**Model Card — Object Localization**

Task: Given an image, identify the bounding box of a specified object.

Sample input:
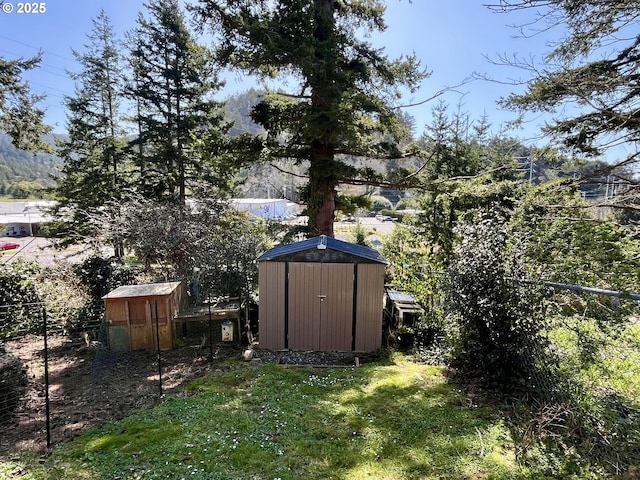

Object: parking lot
[0,236,88,266]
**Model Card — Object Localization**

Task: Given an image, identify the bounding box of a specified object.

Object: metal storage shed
[257,235,388,352]
[102,281,187,351]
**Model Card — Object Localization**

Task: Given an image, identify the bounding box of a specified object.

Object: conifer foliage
[127,0,230,204]
[0,54,51,151]
[52,10,129,247]
[190,0,428,236]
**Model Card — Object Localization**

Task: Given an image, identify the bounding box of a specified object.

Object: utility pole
[529,156,534,185]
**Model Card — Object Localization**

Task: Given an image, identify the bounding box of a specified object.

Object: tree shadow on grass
[37,359,527,480]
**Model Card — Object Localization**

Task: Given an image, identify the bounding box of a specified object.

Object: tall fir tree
[50,10,129,250]
[0,54,51,151]
[190,0,427,236]
[127,0,230,204]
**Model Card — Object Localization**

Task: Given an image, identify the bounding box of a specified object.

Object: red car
[0,241,20,251]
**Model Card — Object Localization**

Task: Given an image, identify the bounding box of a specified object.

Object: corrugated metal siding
[258,262,286,349]
[355,264,385,351]
[320,264,354,351]
[288,263,322,350]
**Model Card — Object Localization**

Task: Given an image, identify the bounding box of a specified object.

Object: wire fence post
[42,307,51,450]
[154,300,163,398]
[207,300,213,362]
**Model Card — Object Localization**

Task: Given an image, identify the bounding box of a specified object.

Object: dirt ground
[0,334,236,459]
[0,334,373,460]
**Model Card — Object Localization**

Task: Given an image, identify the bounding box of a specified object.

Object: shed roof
[257,235,388,264]
[102,281,182,300]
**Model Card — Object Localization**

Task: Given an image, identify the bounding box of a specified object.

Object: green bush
[443,216,555,399]
[371,195,393,212]
[0,346,27,421]
[0,261,42,338]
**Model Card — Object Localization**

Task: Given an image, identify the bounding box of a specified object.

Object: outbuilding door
[288,262,354,351]
[128,298,173,350]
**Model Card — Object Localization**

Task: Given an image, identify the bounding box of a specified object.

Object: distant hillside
[0,132,63,197]
[224,88,265,137]
[0,90,264,199]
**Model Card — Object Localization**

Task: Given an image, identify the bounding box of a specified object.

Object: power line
[0,34,77,64]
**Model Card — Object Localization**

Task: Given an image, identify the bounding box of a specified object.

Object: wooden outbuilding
[102,281,187,351]
[257,235,388,352]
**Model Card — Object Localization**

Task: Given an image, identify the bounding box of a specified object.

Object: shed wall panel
[288,263,322,350]
[128,297,175,350]
[257,241,386,352]
[355,264,385,351]
[170,283,187,318]
[129,300,147,326]
[320,264,354,351]
[258,262,286,349]
[153,298,173,350]
[105,300,128,326]
[104,282,184,351]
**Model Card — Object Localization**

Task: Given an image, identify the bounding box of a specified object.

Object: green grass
[3,354,593,479]
[549,320,640,397]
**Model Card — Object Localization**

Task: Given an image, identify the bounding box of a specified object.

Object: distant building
[0,201,54,237]
[231,198,300,220]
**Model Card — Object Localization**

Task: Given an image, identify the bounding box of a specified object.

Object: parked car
[4,226,28,237]
[0,241,20,251]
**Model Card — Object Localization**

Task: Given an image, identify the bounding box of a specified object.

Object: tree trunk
[306,0,337,237]
[308,159,336,237]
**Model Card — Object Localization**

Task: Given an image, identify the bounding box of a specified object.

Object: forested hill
[224,88,265,137]
[0,90,264,198]
[0,131,63,197]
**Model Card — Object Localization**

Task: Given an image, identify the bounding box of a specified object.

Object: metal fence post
[42,307,51,450]
[154,300,163,398]
[208,300,213,362]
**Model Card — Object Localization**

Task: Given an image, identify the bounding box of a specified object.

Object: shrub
[443,216,556,399]
[0,261,42,338]
[371,195,393,212]
[0,346,27,421]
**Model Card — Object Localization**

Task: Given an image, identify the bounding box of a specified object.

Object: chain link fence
[0,302,235,457]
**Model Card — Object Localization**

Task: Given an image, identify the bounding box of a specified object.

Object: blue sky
[0,1,559,141]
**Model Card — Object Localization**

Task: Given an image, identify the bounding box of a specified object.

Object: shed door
[128,300,153,350]
[128,299,173,350]
[288,263,354,351]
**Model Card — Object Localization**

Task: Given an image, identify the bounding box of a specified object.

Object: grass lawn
[0,354,600,480]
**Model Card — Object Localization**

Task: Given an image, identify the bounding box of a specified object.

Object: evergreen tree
[0,54,51,151]
[50,11,129,251]
[496,1,640,182]
[415,104,523,262]
[127,0,231,204]
[190,0,427,236]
